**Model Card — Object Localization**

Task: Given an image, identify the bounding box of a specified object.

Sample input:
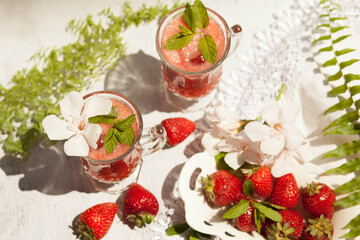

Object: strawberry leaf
[222,199,249,219]
[243,179,255,196]
[166,223,189,236]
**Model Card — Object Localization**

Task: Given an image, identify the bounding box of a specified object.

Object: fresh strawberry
[303,215,334,240]
[201,169,246,207]
[301,182,336,219]
[270,173,300,208]
[161,117,196,146]
[243,165,273,200]
[234,201,257,232]
[264,209,304,240]
[123,183,159,228]
[76,202,118,240]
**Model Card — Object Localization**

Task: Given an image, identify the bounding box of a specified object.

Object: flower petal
[215,105,239,121]
[224,152,242,170]
[260,100,280,126]
[83,123,103,149]
[270,151,299,178]
[42,115,75,140]
[283,124,304,150]
[244,121,271,142]
[279,102,300,124]
[260,134,285,156]
[201,132,220,156]
[60,91,84,122]
[82,94,112,118]
[64,134,89,156]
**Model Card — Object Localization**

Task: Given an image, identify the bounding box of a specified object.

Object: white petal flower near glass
[202,101,311,178]
[42,91,112,157]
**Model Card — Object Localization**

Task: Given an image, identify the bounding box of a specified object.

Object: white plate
[179,152,360,240]
[178,152,262,240]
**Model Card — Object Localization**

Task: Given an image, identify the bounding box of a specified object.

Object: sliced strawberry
[161,117,196,146]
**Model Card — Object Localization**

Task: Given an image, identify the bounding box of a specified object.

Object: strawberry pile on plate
[201,165,336,240]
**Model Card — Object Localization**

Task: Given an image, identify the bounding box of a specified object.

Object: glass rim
[155,6,232,76]
[81,90,143,164]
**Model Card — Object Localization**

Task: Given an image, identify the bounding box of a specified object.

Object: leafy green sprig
[313,0,360,238]
[88,109,135,154]
[164,0,218,64]
[166,222,211,240]
[0,1,182,159]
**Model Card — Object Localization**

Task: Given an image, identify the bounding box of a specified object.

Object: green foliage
[314,0,360,237]
[0,1,182,159]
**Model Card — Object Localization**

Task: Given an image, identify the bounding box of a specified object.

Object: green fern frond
[314,0,360,237]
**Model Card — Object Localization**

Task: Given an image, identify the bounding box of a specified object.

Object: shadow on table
[104,50,177,114]
[0,141,96,195]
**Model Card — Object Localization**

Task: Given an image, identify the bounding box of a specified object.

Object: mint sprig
[163,0,218,64]
[88,113,135,154]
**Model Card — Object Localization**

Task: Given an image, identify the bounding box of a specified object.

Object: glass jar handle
[228,24,242,56]
[140,124,167,156]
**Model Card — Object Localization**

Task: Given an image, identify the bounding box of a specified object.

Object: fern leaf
[330,17,348,21]
[332,34,352,44]
[334,190,360,207]
[340,59,359,69]
[350,85,360,96]
[318,46,333,52]
[324,157,360,174]
[355,99,360,109]
[320,14,330,18]
[313,35,331,44]
[331,26,349,33]
[324,98,353,115]
[327,70,342,81]
[323,139,360,158]
[345,213,360,229]
[323,57,337,67]
[345,73,360,83]
[324,124,360,136]
[342,226,360,239]
[316,23,331,29]
[335,48,355,56]
[328,83,347,96]
[335,176,360,193]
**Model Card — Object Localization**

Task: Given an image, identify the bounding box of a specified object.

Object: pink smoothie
[160,14,226,72]
[88,98,140,161]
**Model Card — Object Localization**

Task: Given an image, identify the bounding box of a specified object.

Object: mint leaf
[183,3,196,33]
[199,34,217,64]
[166,223,189,236]
[179,25,193,35]
[114,114,135,130]
[164,33,194,50]
[193,0,209,29]
[222,199,249,219]
[115,128,134,146]
[88,115,117,124]
[253,202,282,222]
[189,229,200,240]
[104,127,119,154]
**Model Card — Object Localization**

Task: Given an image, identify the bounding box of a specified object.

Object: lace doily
[148,0,360,239]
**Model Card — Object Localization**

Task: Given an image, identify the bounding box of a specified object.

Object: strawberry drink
[156,1,235,109]
[80,91,143,183]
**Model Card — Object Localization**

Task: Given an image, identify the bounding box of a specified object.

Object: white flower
[202,105,263,170]
[244,100,304,156]
[42,91,112,157]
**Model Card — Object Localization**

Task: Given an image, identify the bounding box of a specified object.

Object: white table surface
[2,0,358,239]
